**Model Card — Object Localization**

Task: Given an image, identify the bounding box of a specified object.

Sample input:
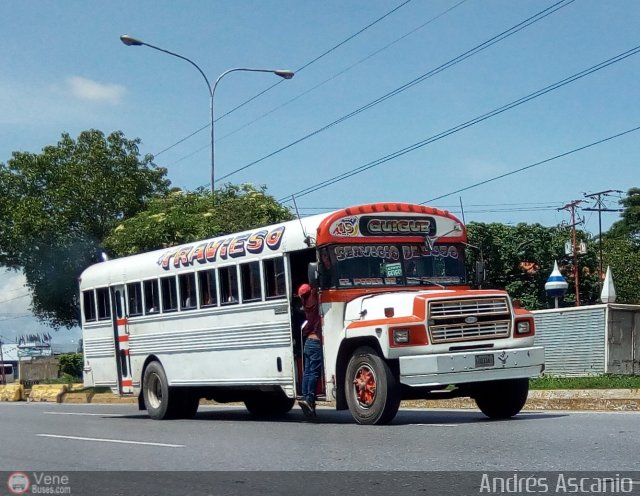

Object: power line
[0,314,32,322]
[296,201,565,214]
[279,44,640,202]
[153,0,415,159]
[220,0,575,184]
[196,0,471,151]
[424,127,640,204]
[0,293,30,305]
[166,0,470,171]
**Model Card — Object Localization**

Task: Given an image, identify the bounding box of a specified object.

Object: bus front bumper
[399,346,545,387]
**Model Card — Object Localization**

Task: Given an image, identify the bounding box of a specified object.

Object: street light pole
[119,35,294,197]
[210,67,293,195]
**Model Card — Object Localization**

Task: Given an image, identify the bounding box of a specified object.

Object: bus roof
[79,203,464,289]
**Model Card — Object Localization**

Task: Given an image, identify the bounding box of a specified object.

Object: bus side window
[127,282,143,317]
[240,261,262,303]
[144,279,160,314]
[96,287,111,320]
[179,273,197,310]
[219,266,239,305]
[161,276,178,312]
[83,290,97,322]
[264,257,286,299]
[198,269,218,307]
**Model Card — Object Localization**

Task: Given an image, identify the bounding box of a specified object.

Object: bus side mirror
[308,262,319,288]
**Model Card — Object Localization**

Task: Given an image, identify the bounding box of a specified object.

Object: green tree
[608,187,640,244]
[601,236,640,304]
[601,188,640,304]
[465,222,599,309]
[0,130,169,328]
[104,183,294,256]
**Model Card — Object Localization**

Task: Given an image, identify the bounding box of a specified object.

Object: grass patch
[530,374,640,390]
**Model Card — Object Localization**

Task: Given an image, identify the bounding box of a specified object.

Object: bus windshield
[318,243,466,289]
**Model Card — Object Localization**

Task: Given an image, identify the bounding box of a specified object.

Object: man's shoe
[298,399,314,418]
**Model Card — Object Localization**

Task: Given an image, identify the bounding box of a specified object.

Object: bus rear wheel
[345,346,400,425]
[244,391,295,417]
[143,361,181,420]
[474,378,529,419]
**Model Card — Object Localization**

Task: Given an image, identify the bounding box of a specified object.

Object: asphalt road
[1,402,638,495]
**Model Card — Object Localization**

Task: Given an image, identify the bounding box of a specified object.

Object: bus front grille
[428,297,511,344]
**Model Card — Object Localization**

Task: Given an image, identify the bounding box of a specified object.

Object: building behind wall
[532,304,640,376]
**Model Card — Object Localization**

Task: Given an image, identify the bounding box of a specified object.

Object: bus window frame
[126,281,144,317]
[263,256,287,300]
[96,287,111,321]
[240,260,262,304]
[143,278,161,315]
[219,265,240,306]
[179,272,198,311]
[82,289,97,323]
[198,268,219,308]
[160,275,179,313]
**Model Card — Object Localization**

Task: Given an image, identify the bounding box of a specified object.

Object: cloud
[66,76,126,105]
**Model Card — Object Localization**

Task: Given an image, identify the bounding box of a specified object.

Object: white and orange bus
[80,202,544,425]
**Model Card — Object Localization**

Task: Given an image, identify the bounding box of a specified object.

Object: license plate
[475,354,494,368]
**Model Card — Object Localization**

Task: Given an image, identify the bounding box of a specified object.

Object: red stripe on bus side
[116,318,128,326]
[121,379,133,387]
[118,335,129,342]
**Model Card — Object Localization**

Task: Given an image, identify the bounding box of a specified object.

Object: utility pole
[558,200,584,306]
[583,190,623,292]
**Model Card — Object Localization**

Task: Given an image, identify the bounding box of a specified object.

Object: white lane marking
[44,411,126,417]
[36,434,184,448]
[410,424,459,427]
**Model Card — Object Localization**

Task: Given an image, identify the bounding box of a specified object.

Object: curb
[73,389,640,411]
[28,384,68,403]
[401,389,640,412]
[0,384,24,402]
[2,387,638,411]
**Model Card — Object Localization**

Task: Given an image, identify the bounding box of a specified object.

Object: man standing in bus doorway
[297,283,322,418]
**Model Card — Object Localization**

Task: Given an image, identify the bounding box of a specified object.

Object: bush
[58,353,83,379]
[530,374,640,389]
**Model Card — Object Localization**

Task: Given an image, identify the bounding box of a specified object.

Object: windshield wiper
[412,278,446,289]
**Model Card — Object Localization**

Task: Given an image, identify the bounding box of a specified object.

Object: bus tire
[345,346,400,425]
[244,391,295,417]
[143,361,177,420]
[474,378,529,419]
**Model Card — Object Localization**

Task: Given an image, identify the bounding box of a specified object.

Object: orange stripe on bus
[116,318,128,326]
[118,335,129,342]
[121,379,133,386]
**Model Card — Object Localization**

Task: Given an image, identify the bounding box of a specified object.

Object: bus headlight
[516,321,530,335]
[393,329,410,344]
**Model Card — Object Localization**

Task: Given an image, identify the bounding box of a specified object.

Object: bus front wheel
[345,346,400,425]
[473,378,529,419]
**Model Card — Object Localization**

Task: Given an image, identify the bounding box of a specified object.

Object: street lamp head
[274,70,295,80]
[120,35,144,47]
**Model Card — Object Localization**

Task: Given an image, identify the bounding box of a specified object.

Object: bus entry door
[111,285,133,394]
